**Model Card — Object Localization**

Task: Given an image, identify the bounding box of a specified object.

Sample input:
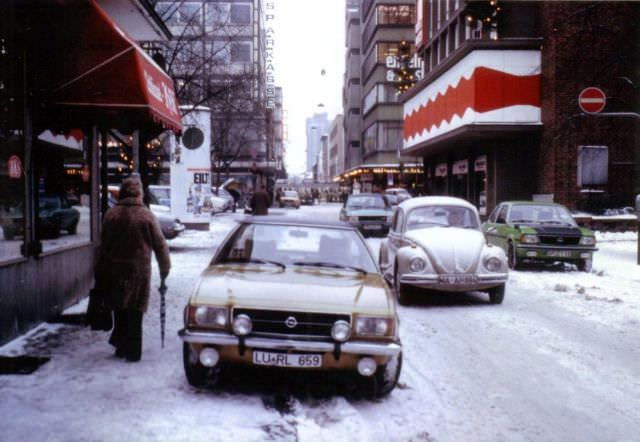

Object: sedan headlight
[232,314,252,336]
[484,256,502,272]
[409,257,426,272]
[191,306,228,328]
[354,316,393,337]
[520,234,539,244]
[331,320,351,342]
[579,236,596,246]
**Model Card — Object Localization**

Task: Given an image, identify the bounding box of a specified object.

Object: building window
[377,5,416,25]
[230,4,251,24]
[230,42,251,63]
[577,146,608,187]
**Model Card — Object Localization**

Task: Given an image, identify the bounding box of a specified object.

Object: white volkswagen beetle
[378,196,508,305]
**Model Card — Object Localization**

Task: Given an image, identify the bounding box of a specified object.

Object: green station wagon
[482,201,597,271]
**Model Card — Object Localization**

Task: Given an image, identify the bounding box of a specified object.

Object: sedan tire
[488,284,506,304]
[371,352,402,398]
[577,259,592,272]
[183,343,216,387]
[508,242,519,270]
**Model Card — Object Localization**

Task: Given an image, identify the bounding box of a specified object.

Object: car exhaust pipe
[199,348,220,367]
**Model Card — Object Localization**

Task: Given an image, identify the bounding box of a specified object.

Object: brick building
[403,1,639,215]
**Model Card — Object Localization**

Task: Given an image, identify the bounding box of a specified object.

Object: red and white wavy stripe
[403,50,542,148]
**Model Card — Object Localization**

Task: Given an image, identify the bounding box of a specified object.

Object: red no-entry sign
[578,87,606,114]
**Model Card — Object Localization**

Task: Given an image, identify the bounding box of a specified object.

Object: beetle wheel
[488,283,506,304]
[394,267,411,306]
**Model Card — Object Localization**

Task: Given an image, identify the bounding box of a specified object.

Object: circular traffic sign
[578,87,606,114]
[182,127,204,150]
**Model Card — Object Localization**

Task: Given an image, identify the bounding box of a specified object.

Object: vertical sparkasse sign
[265,1,276,108]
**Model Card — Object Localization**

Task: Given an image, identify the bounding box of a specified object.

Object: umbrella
[159,278,168,348]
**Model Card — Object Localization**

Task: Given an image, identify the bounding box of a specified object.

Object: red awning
[44,0,182,134]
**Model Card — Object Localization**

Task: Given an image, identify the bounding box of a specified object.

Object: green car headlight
[354,316,393,337]
[579,236,596,246]
[520,234,539,244]
[192,306,228,328]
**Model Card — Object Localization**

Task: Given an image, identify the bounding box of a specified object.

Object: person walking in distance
[95,177,171,362]
[250,185,272,215]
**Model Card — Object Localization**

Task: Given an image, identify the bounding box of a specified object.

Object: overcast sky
[273,0,346,175]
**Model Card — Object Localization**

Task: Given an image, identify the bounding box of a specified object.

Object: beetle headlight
[354,316,393,337]
[520,234,539,244]
[484,256,502,272]
[409,257,426,272]
[579,236,596,246]
[331,320,351,342]
[192,306,228,328]
[232,314,252,336]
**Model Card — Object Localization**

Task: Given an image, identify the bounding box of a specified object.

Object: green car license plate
[546,250,572,258]
[252,351,322,368]
[363,224,382,230]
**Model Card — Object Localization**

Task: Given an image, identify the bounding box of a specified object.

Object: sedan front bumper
[178,329,402,357]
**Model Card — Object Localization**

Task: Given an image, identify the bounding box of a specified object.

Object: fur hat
[119,177,143,199]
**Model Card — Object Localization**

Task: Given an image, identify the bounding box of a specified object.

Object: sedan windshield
[284,191,298,198]
[346,195,387,210]
[406,205,480,230]
[215,223,377,273]
[508,204,577,226]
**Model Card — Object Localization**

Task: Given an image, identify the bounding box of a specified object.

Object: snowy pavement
[1,204,639,442]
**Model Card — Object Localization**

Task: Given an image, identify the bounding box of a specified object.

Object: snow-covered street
[1,203,639,442]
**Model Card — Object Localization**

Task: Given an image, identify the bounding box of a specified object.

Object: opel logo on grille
[285,316,298,328]
[557,237,564,243]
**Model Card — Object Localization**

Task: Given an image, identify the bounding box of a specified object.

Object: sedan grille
[233,309,350,338]
[358,216,386,222]
[539,236,580,245]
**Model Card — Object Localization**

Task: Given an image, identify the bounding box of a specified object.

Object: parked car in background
[339,193,393,236]
[300,190,314,205]
[482,201,598,271]
[148,185,171,208]
[107,185,184,240]
[212,186,235,212]
[280,190,301,209]
[201,193,229,214]
[1,194,80,240]
[379,196,508,305]
[385,188,412,204]
[178,216,402,397]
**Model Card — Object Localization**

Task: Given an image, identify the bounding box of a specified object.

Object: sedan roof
[242,215,356,230]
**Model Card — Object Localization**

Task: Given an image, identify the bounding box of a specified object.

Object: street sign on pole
[578,87,606,114]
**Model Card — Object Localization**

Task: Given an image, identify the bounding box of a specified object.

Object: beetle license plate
[252,351,322,368]
[439,274,476,284]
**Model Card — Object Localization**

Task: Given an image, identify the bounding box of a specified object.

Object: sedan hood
[405,227,485,274]
[193,265,393,316]
[346,209,390,217]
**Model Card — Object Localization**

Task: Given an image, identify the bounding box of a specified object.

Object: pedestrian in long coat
[250,185,271,215]
[95,177,171,362]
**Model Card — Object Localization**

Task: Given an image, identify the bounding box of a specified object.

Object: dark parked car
[339,193,393,236]
[0,194,80,240]
[482,201,597,271]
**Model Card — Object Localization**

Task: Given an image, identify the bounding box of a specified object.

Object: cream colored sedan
[179,216,402,397]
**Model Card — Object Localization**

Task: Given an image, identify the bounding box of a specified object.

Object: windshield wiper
[224,258,286,269]
[293,261,367,274]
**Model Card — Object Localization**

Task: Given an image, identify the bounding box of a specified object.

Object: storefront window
[34,131,92,253]
[0,24,26,263]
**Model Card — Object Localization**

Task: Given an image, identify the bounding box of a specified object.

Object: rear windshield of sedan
[508,204,576,226]
[215,223,378,273]
[284,191,298,198]
[406,205,479,230]
[346,195,387,210]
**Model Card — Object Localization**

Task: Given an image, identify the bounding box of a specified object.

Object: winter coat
[250,189,271,215]
[95,196,171,313]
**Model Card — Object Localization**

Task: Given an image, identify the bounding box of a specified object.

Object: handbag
[86,286,113,331]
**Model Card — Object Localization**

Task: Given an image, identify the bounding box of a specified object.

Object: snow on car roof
[399,196,477,212]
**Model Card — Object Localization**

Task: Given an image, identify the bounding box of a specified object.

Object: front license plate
[439,274,476,284]
[363,224,382,230]
[252,351,322,368]
[547,250,572,258]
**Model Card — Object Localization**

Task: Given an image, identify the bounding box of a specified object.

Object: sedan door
[483,204,510,251]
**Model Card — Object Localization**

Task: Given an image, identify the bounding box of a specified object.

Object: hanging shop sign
[361,173,373,181]
[8,155,23,179]
[265,1,276,108]
[435,163,448,177]
[452,160,469,175]
[474,156,487,172]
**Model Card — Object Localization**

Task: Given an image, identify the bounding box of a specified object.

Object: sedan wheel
[368,352,402,398]
[508,242,519,270]
[488,283,506,304]
[577,259,592,272]
[182,343,217,387]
